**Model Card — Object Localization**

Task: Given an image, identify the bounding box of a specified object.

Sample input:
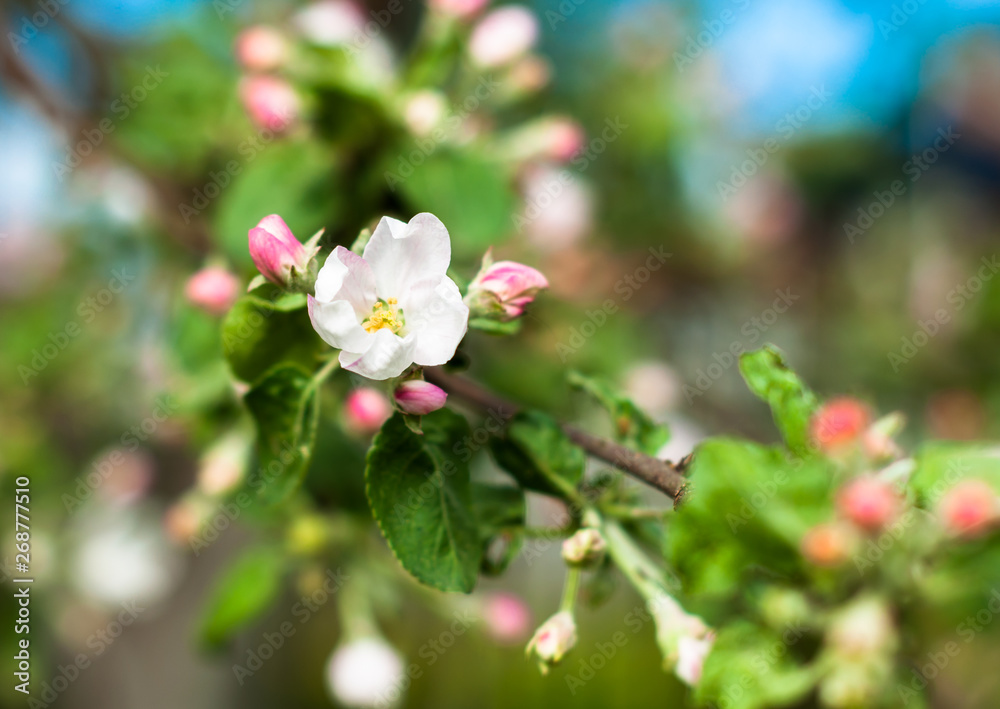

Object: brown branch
[424,367,689,502]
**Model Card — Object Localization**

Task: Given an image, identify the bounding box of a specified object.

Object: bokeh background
[4,0,1000,706]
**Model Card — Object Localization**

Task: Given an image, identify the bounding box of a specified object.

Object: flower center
[363,297,405,334]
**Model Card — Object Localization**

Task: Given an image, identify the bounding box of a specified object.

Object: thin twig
[424,367,689,501]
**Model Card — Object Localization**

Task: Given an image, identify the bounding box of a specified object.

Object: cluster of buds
[248,214,323,291]
[561,528,606,567]
[525,610,577,674]
[234,24,299,132]
[465,249,549,323]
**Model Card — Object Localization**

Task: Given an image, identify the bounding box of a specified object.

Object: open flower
[309,213,469,380]
[249,214,320,287]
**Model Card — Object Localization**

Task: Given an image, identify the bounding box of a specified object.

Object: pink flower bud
[235,26,288,71]
[248,214,317,287]
[837,478,899,531]
[543,117,585,162]
[469,6,539,68]
[393,381,447,415]
[811,398,870,452]
[483,592,532,644]
[467,254,549,321]
[345,387,392,434]
[938,480,999,537]
[561,528,606,566]
[185,267,240,315]
[429,0,489,20]
[526,610,576,673]
[675,632,714,686]
[239,76,300,132]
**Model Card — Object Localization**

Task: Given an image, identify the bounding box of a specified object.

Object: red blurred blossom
[235,26,288,72]
[938,480,999,538]
[811,398,871,452]
[239,76,300,132]
[344,387,392,435]
[801,523,856,566]
[483,592,532,644]
[837,478,899,531]
[185,267,240,315]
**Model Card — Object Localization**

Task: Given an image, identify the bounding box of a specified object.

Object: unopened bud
[561,528,606,567]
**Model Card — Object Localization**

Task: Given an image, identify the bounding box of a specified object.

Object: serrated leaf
[739,346,818,455]
[366,410,482,593]
[199,547,285,650]
[222,294,322,384]
[244,364,320,504]
[489,410,585,495]
[568,370,669,455]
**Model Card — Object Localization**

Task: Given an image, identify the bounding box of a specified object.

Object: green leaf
[489,411,585,495]
[468,317,523,336]
[222,294,323,384]
[366,410,483,593]
[666,438,834,599]
[695,621,818,709]
[214,141,341,267]
[396,151,517,256]
[739,346,818,455]
[199,547,285,650]
[244,364,321,504]
[568,370,669,455]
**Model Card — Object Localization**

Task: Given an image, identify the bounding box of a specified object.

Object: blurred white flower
[675,632,714,686]
[403,91,448,137]
[469,6,539,68]
[72,503,182,608]
[326,637,406,707]
[518,165,593,251]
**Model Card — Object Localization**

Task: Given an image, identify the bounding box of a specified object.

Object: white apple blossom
[325,637,405,707]
[308,213,469,380]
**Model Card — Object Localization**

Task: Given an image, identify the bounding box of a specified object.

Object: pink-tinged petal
[404,276,469,366]
[339,330,417,380]
[308,295,372,353]
[249,227,293,284]
[256,214,299,248]
[324,246,378,318]
[185,267,240,315]
[393,380,447,415]
[364,213,452,297]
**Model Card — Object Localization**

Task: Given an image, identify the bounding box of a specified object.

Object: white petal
[308,296,372,353]
[403,276,469,366]
[314,247,377,311]
[364,213,451,297]
[339,329,416,380]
